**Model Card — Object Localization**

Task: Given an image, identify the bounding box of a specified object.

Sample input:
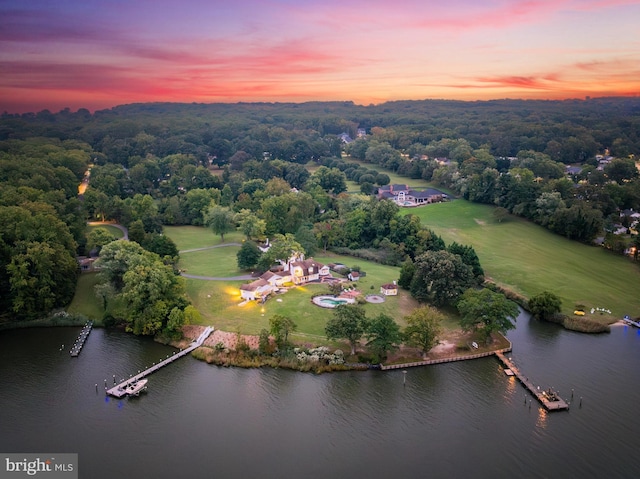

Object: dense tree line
[1,97,639,326]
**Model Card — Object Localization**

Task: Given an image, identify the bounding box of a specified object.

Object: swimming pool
[312,295,356,308]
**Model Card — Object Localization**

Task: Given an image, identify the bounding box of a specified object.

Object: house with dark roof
[380,283,398,296]
[377,184,445,206]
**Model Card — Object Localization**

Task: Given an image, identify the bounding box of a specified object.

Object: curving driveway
[88,221,129,240]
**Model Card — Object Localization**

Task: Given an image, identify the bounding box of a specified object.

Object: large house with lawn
[377,184,446,206]
[240,255,330,302]
[284,256,330,285]
[239,278,274,302]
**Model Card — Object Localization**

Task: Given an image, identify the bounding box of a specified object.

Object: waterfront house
[285,257,329,284]
[240,278,274,301]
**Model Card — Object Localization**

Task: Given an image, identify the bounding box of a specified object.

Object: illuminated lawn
[404,200,640,319]
[161,224,422,342]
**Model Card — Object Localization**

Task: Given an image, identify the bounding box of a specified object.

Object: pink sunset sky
[1,0,639,113]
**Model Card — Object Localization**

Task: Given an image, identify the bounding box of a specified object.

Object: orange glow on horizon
[1,1,638,114]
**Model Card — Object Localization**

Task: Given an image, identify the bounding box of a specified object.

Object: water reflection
[2,318,640,478]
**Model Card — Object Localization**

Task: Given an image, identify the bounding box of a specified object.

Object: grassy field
[404,200,640,319]
[163,226,244,251]
[67,272,104,321]
[162,224,420,341]
[179,246,243,277]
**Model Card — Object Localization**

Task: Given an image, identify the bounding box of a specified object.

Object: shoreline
[168,325,513,372]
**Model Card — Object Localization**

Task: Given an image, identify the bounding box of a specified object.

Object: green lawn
[163,226,244,251]
[404,200,640,318]
[176,244,419,342]
[67,272,104,321]
[179,245,242,277]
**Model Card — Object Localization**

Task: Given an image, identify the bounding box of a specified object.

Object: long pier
[70,321,93,357]
[106,326,214,398]
[380,347,512,370]
[495,352,569,411]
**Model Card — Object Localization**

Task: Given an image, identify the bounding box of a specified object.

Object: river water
[1,313,639,479]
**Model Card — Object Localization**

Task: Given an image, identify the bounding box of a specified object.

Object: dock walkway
[622,317,640,328]
[379,346,513,370]
[495,352,569,411]
[70,321,93,357]
[106,326,214,398]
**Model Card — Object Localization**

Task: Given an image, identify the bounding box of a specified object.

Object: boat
[124,379,148,396]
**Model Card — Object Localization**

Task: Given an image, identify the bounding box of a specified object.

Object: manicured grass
[181,248,419,342]
[67,272,104,321]
[178,245,243,277]
[163,226,244,251]
[86,224,124,239]
[404,200,640,319]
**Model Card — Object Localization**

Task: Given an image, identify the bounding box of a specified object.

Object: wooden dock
[379,346,513,370]
[495,352,569,411]
[106,326,214,398]
[70,321,93,357]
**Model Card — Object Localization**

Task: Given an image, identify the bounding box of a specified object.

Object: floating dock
[495,352,569,411]
[70,321,93,357]
[106,326,213,398]
[622,317,640,328]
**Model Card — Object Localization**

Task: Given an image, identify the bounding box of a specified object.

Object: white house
[283,254,330,285]
[347,271,360,281]
[240,278,274,301]
[260,270,289,287]
[380,283,398,296]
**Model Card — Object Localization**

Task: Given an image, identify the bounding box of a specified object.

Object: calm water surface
[1,313,639,479]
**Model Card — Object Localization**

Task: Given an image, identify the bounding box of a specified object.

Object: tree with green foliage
[258,328,275,354]
[325,304,366,356]
[309,166,347,194]
[528,291,562,321]
[142,233,179,261]
[127,219,146,244]
[403,306,444,359]
[294,223,317,256]
[235,209,266,240]
[96,240,189,335]
[398,257,416,289]
[237,241,262,270]
[86,227,117,256]
[447,242,484,281]
[205,204,236,242]
[269,314,297,349]
[457,288,519,343]
[410,250,475,306]
[363,313,402,362]
[8,241,78,320]
[257,233,304,271]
